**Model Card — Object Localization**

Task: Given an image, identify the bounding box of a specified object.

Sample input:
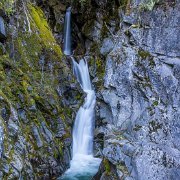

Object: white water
[60,58,101,179]
[63,7,72,56]
[72,58,95,156]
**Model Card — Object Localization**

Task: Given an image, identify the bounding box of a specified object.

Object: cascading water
[72,58,95,156]
[60,58,101,180]
[63,7,72,56]
[60,7,101,180]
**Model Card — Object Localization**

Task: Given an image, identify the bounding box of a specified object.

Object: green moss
[82,20,94,37]
[0,0,15,15]
[119,0,128,7]
[75,0,91,9]
[64,107,73,118]
[117,162,129,175]
[54,138,64,156]
[96,58,105,77]
[138,49,155,68]
[138,50,151,59]
[103,159,111,175]
[28,4,62,57]
[153,101,158,106]
[89,56,105,90]
[149,57,155,67]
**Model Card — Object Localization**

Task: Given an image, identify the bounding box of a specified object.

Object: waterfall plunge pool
[59,154,101,180]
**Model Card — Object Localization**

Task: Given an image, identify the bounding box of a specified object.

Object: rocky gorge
[0,0,180,179]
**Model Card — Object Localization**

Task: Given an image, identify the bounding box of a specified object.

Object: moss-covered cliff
[0,0,81,179]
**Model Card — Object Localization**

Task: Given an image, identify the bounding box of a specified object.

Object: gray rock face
[100,38,114,56]
[95,1,180,180]
[129,8,180,57]
[32,126,43,148]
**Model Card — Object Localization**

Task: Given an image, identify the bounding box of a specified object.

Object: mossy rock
[103,158,111,175]
[28,3,62,57]
[0,1,81,178]
[138,49,151,59]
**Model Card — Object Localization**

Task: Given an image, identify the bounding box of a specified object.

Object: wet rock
[122,143,136,157]
[122,12,138,25]
[10,153,23,174]
[29,104,37,112]
[99,102,113,124]
[1,0,179,179]
[0,42,5,55]
[103,143,123,165]
[8,119,19,136]
[129,5,180,57]
[0,1,79,179]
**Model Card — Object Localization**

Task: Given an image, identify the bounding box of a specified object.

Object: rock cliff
[92,1,180,179]
[0,0,179,179]
[0,0,82,178]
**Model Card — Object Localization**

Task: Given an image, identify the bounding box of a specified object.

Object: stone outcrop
[93,0,180,179]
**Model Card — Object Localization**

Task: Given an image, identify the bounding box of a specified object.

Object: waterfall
[59,57,101,179]
[63,7,72,56]
[60,7,101,180]
[72,57,96,157]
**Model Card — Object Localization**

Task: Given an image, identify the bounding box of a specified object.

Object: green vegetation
[28,4,62,56]
[117,162,129,176]
[0,0,15,15]
[138,49,155,68]
[71,0,91,9]
[103,158,111,175]
[133,125,142,131]
[138,49,151,59]
[153,101,158,106]
[88,55,105,90]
